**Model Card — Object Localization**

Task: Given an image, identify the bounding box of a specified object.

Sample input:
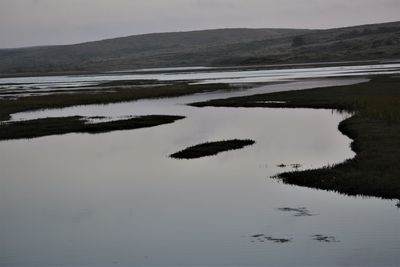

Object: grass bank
[191,76,400,199]
[170,139,255,159]
[0,115,184,141]
[0,82,231,122]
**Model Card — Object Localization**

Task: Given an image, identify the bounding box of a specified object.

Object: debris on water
[312,234,340,243]
[276,163,302,169]
[250,234,292,243]
[291,163,302,170]
[396,201,400,208]
[277,207,317,216]
[251,234,264,238]
[264,236,293,243]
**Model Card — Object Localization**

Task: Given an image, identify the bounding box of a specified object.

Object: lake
[0,65,400,266]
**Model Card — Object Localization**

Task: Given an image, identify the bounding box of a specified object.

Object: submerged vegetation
[250,234,293,244]
[312,235,340,243]
[276,207,316,217]
[0,115,184,141]
[170,139,255,159]
[191,76,400,199]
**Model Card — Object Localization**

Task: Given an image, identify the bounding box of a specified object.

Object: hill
[0,21,399,74]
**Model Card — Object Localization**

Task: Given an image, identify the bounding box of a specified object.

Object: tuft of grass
[170,139,255,159]
[0,115,184,141]
[191,75,400,199]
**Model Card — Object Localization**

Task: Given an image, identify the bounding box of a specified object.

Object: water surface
[1,63,400,93]
[1,78,399,266]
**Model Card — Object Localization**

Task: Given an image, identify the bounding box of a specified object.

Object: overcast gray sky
[1,0,400,48]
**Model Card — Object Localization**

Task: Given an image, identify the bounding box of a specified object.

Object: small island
[170,139,255,159]
[0,115,184,141]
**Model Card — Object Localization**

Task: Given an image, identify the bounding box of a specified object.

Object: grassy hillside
[222,21,400,65]
[0,21,399,74]
[0,28,308,74]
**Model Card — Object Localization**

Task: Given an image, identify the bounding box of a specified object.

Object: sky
[1,0,400,48]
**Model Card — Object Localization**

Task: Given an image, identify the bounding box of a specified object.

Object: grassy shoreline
[170,139,255,159]
[0,82,232,140]
[0,82,231,122]
[191,76,400,199]
[0,115,185,141]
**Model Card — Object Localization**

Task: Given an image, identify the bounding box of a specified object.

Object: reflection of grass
[170,139,255,159]
[0,115,184,141]
[312,234,339,243]
[276,207,316,217]
[250,234,292,243]
[0,82,231,121]
[191,76,400,199]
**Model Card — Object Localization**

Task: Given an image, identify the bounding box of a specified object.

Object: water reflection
[0,79,399,266]
[11,78,364,121]
[1,63,400,92]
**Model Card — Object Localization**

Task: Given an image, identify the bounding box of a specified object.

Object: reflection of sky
[11,78,365,121]
[1,63,400,91]
[1,79,400,266]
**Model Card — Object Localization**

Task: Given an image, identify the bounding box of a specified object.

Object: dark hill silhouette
[0,21,399,74]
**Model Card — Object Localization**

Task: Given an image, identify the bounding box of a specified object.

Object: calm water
[11,79,364,121]
[1,63,400,92]
[1,77,400,266]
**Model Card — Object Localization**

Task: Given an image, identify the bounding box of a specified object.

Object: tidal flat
[1,65,400,266]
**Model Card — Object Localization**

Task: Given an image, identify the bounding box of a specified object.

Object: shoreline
[0,59,395,79]
[0,83,232,122]
[191,75,400,199]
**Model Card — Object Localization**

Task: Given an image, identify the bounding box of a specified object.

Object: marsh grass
[0,82,231,121]
[312,235,340,243]
[276,207,316,217]
[250,234,292,243]
[0,115,184,141]
[191,76,400,199]
[170,139,255,159]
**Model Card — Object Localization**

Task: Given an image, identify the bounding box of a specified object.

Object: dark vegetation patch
[250,234,292,244]
[277,163,304,169]
[95,79,170,87]
[0,115,184,141]
[191,76,400,199]
[291,163,302,170]
[312,234,340,243]
[170,139,255,159]
[1,21,400,74]
[277,207,317,217]
[0,82,231,122]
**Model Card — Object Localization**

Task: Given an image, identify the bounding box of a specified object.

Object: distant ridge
[0,21,399,75]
